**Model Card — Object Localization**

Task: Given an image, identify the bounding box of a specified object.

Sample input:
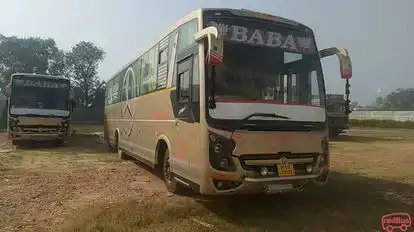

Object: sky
[0,0,413,105]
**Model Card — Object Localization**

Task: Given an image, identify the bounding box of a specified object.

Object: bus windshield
[10,78,70,111]
[214,46,323,105]
[205,17,326,123]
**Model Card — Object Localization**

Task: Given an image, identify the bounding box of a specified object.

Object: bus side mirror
[194,26,223,110]
[4,85,11,98]
[194,26,218,42]
[319,47,353,115]
[194,26,224,66]
[319,47,352,79]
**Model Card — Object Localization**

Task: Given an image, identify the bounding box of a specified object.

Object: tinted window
[178,71,190,100]
[177,19,198,53]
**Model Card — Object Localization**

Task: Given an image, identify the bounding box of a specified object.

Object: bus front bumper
[9,132,68,141]
[203,173,328,195]
[202,156,329,195]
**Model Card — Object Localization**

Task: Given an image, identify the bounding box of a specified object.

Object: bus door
[173,52,202,183]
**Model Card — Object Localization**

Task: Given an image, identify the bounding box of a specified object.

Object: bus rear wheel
[115,133,127,160]
[162,149,181,194]
[107,134,117,153]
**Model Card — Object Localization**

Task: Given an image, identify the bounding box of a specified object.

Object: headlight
[9,118,19,130]
[213,142,224,153]
[208,131,236,171]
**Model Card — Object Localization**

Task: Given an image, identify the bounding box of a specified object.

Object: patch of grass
[350,119,414,129]
[97,156,125,163]
[62,198,211,232]
[0,166,13,172]
[339,127,414,142]
[62,128,414,232]
[62,172,414,232]
[72,124,103,134]
[0,153,23,173]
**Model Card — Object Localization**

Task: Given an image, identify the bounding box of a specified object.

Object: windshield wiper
[241,112,290,121]
[237,113,290,130]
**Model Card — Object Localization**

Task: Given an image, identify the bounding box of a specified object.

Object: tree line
[0,34,105,108]
[373,88,414,111]
[350,88,414,111]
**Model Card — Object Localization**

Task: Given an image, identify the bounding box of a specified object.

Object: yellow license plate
[277,164,295,177]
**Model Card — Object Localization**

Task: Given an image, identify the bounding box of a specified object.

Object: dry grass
[1,128,413,232]
[71,124,103,134]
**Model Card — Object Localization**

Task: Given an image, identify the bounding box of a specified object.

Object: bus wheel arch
[155,136,181,194]
[114,129,126,159]
[155,136,171,171]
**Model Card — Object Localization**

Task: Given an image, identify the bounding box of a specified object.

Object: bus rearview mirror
[194,26,218,42]
[319,47,352,79]
[194,26,224,66]
[4,85,11,98]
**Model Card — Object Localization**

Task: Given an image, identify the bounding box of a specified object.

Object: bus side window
[175,56,194,120]
[310,70,320,105]
[178,71,190,101]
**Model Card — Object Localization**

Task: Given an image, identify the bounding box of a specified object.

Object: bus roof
[202,8,311,30]
[105,9,202,82]
[11,73,69,81]
[106,8,313,82]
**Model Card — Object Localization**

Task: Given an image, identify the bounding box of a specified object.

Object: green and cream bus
[104,8,353,195]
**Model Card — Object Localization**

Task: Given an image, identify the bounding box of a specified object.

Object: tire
[107,136,117,153]
[115,133,127,160]
[162,149,181,194]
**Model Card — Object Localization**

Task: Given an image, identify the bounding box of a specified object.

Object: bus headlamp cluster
[208,132,236,171]
[213,142,223,153]
[61,121,69,132]
[9,118,19,131]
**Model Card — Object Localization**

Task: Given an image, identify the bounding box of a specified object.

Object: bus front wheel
[162,149,182,194]
[115,133,126,159]
[107,134,117,153]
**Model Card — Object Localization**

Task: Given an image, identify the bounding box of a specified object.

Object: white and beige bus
[5,73,74,146]
[104,8,353,195]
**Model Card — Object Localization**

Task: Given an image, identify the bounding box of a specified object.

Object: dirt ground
[0,127,413,232]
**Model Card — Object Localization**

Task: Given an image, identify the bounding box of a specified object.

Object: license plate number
[277,164,295,177]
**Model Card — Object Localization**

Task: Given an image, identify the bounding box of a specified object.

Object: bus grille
[20,125,61,133]
[238,153,319,176]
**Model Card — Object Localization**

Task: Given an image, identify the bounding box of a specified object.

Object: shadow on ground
[14,134,109,154]
[195,172,414,231]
